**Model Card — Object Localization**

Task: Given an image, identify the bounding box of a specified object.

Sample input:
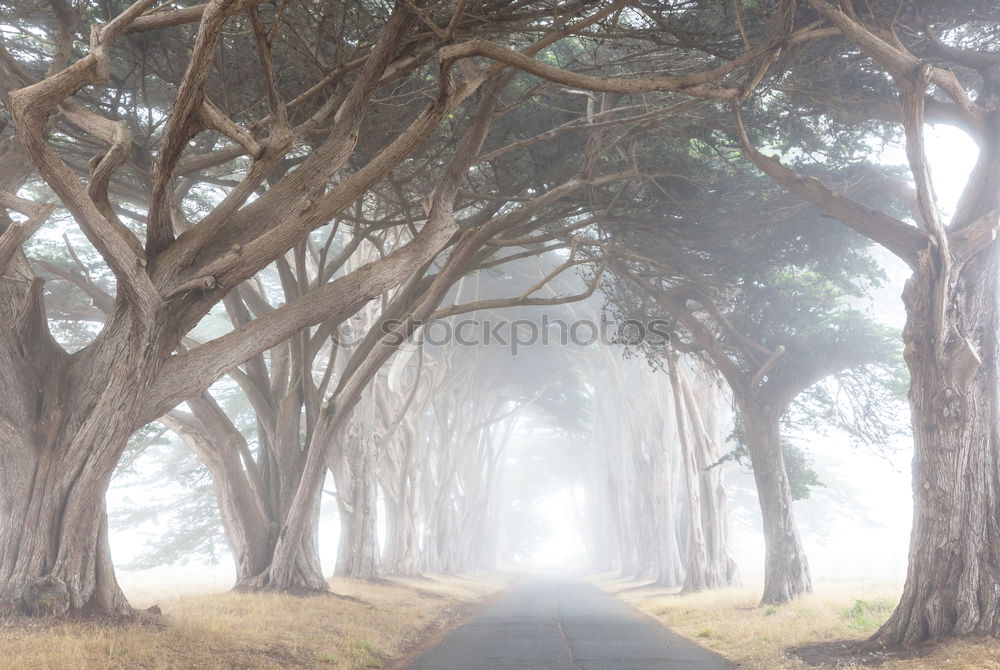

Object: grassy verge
[593,575,1000,669]
[0,573,506,670]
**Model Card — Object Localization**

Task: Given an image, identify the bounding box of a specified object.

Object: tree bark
[382,492,419,576]
[740,401,811,605]
[683,370,739,588]
[871,241,1000,645]
[0,269,165,616]
[0,138,128,616]
[163,398,328,592]
[0,458,130,617]
[0,353,144,616]
[380,418,423,576]
[668,354,711,593]
[332,438,381,579]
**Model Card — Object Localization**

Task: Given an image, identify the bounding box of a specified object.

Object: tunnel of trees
[0,0,998,652]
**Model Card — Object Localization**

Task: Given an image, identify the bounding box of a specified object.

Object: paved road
[403,577,733,670]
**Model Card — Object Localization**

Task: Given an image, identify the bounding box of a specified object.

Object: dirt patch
[232,583,375,608]
[788,639,935,667]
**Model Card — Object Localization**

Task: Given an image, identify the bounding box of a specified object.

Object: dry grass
[0,573,506,670]
[593,574,1000,669]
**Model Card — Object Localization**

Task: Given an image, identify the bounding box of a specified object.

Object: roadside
[592,574,1000,669]
[0,573,508,670]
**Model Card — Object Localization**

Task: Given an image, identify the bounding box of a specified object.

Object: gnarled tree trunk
[329,349,382,579]
[684,369,739,588]
[0,302,157,616]
[669,353,711,593]
[164,390,329,593]
[740,402,811,605]
[380,419,423,576]
[872,241,1000,645]
[0,449,130,616]
[333,451,381,579]
[0,148,131,616]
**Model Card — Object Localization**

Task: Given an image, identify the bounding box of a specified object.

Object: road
[403,577,733,670]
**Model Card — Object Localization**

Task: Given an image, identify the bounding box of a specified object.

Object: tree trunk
[380,417,422,577]
[605,470,639,577]
[207,448,274,584]
[871,239,1000,645]
[236,381,331,593]
[582,446,618,572]
[332,396,381,578]
[0,283,155,616]
[334,470,381,579]
[0,414,133,617]
[652,446,685,587]
[239,471,330,594]
[222,463,327,593]
[381,442,421,576]
[669,356,711,593]
[740,403,811,605]
[382,492,419,576]
[164,396,329,593]
[684,372,740,587]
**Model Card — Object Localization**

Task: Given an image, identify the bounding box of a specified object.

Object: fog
[100,124,979,599]
[11,4,1000,668]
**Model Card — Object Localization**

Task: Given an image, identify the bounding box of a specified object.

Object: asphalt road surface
[403,577,733,670]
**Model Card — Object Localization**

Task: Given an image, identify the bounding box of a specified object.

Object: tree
[666,350,741,593]
[438,11,912,602]
[0,0,647,615]
[594,116,903,603]
[720,0,1000,643]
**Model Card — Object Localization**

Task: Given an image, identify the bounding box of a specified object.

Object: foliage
[111,437,228,568]
[841,598,897,632]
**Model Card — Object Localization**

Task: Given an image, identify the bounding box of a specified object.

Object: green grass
[841,598,896,631]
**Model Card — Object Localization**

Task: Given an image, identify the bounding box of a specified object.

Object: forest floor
[594,574,1000,669]
[0,572,507,670]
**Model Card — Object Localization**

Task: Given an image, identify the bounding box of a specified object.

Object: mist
[5,2,1000,668]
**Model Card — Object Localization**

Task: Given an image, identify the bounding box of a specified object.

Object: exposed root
[0,604,164,628]
[231,579,372,607]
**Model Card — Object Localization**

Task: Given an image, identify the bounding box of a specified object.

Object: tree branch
[0,193,55,272]
[732,106,928,266]
[146,0,258,256]
[437,39,767,100]
[804,0,988,135]
[430,260,605,321]
[8,0,160,309]
[144,73,501,420]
